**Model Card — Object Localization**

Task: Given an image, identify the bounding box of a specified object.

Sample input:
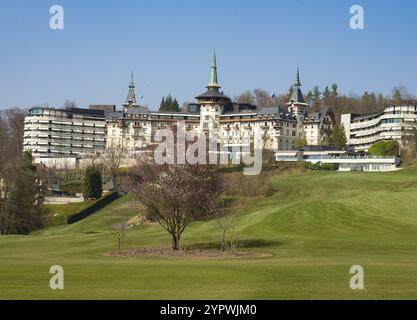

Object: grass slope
[2,168,417,299]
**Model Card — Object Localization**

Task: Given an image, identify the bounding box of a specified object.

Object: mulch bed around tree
[105,248,271,259]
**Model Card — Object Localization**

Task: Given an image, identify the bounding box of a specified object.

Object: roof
[125,107,150,115]
[29,106,106,118]
[290,87,305,104]
[258,106,296,120]
[288,68,306,104]
[195,89,231,101]
[125,71,137,105]
[305,106,334,122]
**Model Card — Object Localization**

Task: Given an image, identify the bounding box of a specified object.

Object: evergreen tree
[331,83,338,97]
[392,88,402,103]
[312,86,321,101]
[305,90,313,105]
[1,152,43,234]
[83,165,103,200]
[322,86,331,105]
[329,124,347,149]
[159,94,180,112]
[287,86,294,101]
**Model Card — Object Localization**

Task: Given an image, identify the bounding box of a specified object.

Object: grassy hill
[2,168,417,299]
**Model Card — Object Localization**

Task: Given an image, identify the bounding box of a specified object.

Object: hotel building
[23,106,112,158]
[341,102,417,152]
[105,53,336,154]
[23,52,337,161]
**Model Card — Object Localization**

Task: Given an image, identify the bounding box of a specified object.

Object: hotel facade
[105,54,335,155]
[341,103,417,152]
[23,53,336,161]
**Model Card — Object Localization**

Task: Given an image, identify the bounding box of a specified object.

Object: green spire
[129,70,135,89]
[207,50,221,89]
[294,67,301,87]
[125,70,137,105]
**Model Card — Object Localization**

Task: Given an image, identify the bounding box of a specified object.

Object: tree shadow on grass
[188,239,284,250]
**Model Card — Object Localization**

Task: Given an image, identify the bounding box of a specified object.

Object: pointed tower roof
[294,67,301,87]
[125,71,137,105]
[289,67,306,104]
[196,50,230,103]
[206,50,221,90]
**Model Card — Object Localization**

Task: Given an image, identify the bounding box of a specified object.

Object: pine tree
[329,124,347,149]
[331,83,338,97]
[159,95,180,112]
[83,165,103,200]
[322,86,331,105]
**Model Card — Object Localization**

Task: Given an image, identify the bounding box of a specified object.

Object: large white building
[341,103,417,152]
[23,106,112,158]
[23,53,337,162]
[105,53,336,154]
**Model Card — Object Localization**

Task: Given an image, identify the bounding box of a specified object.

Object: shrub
[224,172,274,197]
[67,192,119,224]
[83,165,103,199]
[368,140,399,156]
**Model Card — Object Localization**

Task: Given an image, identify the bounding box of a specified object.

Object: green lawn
[2,168,417,299]
[43,200,96,227]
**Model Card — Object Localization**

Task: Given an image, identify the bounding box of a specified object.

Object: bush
[305,163,339,171]
[83,165,103,199]
[368,140,399,156]
[67,192,119,224]
[224,172,274,197]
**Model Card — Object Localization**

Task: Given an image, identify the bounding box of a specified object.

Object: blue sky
[0,0,416,111]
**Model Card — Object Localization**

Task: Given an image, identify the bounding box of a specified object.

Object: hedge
[67,192,119,224]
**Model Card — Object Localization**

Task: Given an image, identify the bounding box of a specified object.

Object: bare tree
[101,147,125,189]
[112,214,129,254]
[3,108,26,161]
[235,90,255,105]
[127,161,223,251]
[63,100,78,109]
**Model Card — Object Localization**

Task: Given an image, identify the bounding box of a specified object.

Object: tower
[196,50,231,133]
[287,68,308,116]
[123,71,139,114]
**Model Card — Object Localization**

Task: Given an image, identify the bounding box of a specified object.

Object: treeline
[235,85,416,123]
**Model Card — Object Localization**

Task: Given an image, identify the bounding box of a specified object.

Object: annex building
[341,102,417,152]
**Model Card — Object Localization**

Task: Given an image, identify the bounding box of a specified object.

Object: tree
[294,138,308,150]
[101,147,125,190]
[235,90,255,105]
[414,128,417,153]
[253,89,275,108]
[83,165,103,199]
[112,214,129,254]
[322,86,331,105]
[286,86,294,102]
[391,86,415,104]
[128,162,223,250]
[329,124,347,149]
[2,108,25,162]
[159,95,180,112]
[63,100,78,109]
[0,152,43,235]
[331,83,339,97]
